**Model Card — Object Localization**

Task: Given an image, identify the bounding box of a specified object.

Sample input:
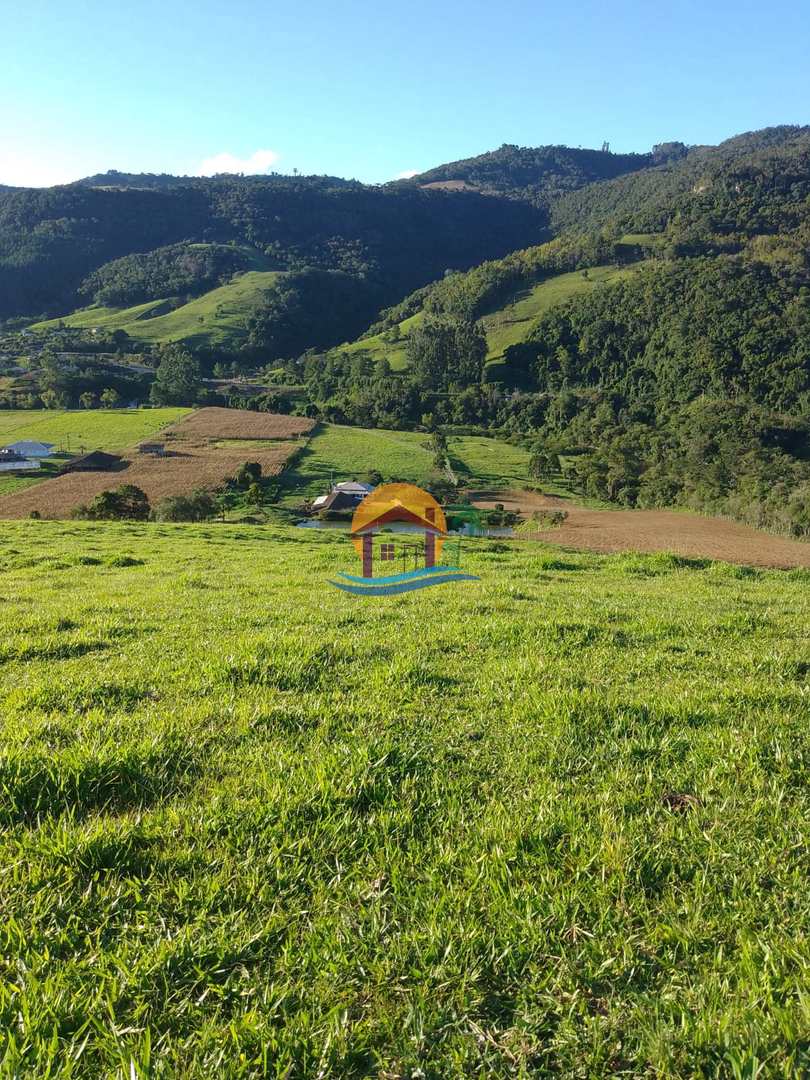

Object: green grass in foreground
[33,271,283,350]
[0,522,808,1077]
[0,407,191,452]
[283,424,537,499]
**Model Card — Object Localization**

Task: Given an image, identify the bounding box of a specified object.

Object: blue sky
[2,0,808,186]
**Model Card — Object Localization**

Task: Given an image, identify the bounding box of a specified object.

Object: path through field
[472,490,810,569]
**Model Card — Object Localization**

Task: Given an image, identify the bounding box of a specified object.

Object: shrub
[235,462,262,489]
[73,485,150,522]
[151,491,218,522]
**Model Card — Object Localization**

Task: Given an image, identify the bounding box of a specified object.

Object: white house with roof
[3,440,55,458]
[311,480,374,510]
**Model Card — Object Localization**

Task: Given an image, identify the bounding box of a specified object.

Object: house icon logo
[329,482,480,596]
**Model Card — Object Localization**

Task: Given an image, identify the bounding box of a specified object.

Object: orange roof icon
[350,483,447,558]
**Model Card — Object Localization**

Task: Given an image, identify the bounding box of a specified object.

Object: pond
[296,520,515,538]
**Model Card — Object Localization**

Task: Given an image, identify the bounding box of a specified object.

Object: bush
[235,462,262,489]
[73,485,150,521]
[151,491,218,522]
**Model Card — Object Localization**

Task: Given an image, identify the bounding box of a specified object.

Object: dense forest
[0,176,546,322]
[404,142,687,205]
[78,242,257,307]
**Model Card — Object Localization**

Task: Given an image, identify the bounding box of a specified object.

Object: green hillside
[337,261,646,368]
[283,423,535,498]
[33,272,283,350]
[2,520,809,1076]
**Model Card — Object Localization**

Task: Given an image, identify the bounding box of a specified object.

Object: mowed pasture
[0,409,316,519]
[0,521,808,1076]
[284,423,535,498]
[0,407,192,452]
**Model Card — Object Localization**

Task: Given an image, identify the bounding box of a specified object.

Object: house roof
[63,450,122,470]
[351,502,447,535]
[349,482,448,561]
[3,440,55,456]
[318,490,360,512]
[334,481,373,495]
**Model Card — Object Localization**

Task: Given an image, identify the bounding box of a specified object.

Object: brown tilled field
[0,409,315,520]
[472,490,810,570]
[164,408,314,441]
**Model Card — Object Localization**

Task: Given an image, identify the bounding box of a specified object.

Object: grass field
[0,408,191,453]
[0,520,808,1076]
[335,262,648,370]
[33,271,283,350]
[284,424,536,498]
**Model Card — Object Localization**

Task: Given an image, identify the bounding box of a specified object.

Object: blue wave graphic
[336,565,466,585]
[329,566,479,596]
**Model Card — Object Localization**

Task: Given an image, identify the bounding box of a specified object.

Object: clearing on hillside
[32,270,283,350]
[284,424,535,498]
[0,408,316,519]
[0,407,192,451]
[336,261,647,369]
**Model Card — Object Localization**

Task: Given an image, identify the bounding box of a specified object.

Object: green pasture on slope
[33,270,283,350]
[480,261,645,360]
[0,521,808,1077]
[0,407,191,452]
[334,262,647,371]
[283,423,536,498]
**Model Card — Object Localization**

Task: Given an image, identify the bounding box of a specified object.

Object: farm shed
[62,451,123,473]
[0,450,41,473]
[138,442,166,456]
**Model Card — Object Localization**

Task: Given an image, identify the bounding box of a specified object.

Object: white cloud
[394,169,419,180]
[0,150,81,188]
[196,149,281,176]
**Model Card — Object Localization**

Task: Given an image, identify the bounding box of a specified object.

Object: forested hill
[404,142,688,204]
[551,125,810,240]
[0,175,546,322]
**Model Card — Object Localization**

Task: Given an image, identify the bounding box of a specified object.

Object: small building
[0,450,41,473]
[2,440,55,458]
[314,490,362,513]
[138,442,166,456]
[61,450,122,473]
[312,480,373,510]
[333,481,373,498]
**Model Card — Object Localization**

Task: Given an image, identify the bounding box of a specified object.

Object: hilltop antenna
[601,141,610,153]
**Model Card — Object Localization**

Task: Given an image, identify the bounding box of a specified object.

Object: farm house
[2,440,54,458]
[61,451,123,473]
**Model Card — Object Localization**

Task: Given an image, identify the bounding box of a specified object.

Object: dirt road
[471,491,810,570]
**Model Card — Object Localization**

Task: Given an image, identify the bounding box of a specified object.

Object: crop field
[0,408,192,453]
[285,424,535,498]
[33,271,284,350]
[167,408,314,443]
[0,520,808,1076]
[0,409,312,519]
